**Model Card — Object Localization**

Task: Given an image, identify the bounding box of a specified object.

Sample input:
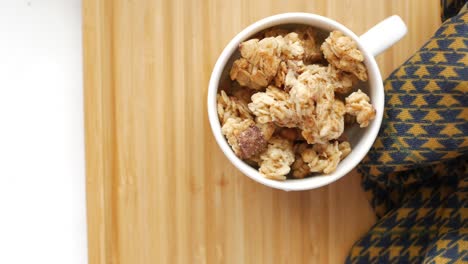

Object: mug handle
[359,15,408,57]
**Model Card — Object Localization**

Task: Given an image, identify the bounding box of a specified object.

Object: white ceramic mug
[207,13,407,191]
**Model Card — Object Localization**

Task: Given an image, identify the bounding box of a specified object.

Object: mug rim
[207,12,384,191]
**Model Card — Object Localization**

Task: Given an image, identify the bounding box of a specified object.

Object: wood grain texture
[83,1,441,263]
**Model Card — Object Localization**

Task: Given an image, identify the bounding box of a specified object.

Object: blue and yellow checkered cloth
[346,2,468,263]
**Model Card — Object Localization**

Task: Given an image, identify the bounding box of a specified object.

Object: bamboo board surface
[83,1,441,263]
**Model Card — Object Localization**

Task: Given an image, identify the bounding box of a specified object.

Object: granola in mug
[218,27,376,180]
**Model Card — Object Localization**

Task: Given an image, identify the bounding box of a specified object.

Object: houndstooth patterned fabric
[346,2,468,263]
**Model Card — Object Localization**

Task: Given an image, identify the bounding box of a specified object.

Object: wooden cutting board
[82,1,440,263]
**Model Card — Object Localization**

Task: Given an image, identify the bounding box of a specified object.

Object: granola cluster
[345,89,376,128]
[218,27,376,180]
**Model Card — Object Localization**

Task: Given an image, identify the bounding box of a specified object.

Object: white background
[0,1,88,263]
